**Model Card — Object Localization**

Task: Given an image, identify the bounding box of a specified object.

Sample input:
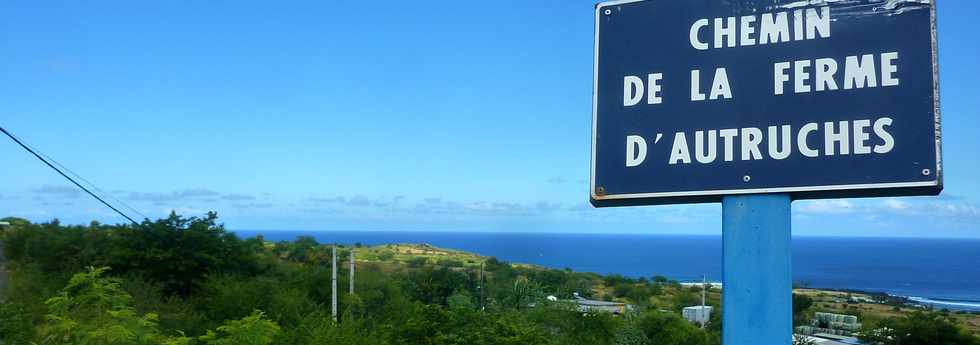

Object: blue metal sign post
[589,0,940,344]
[723,194,792,345]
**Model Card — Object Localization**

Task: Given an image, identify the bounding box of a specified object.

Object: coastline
[233,230,980,311]
[678,281,980,313]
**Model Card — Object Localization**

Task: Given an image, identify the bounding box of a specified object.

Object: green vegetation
[857,311,980,345]
[794,288,980,337]
[1,213,978,345]
[793,293,814,326]
[0,213,719,345]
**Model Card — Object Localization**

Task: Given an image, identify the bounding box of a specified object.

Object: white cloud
[34,185,82,198]
[796,199,855,215]
[883,198,909,211]
[797,197,980,221]
[221,194,256,201]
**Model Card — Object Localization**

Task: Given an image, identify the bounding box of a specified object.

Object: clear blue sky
[2,1,978,238]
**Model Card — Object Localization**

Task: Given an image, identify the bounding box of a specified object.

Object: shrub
[198,310,281,345]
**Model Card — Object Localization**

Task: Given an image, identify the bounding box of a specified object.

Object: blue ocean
[233,231,980,311]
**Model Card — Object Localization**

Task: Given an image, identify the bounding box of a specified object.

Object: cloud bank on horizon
[4,181,979,238]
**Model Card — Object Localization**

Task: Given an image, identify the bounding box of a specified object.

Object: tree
[447,291,475,310]
[404,267,471,306]
[106,211,261,295]
[198,310,281,345]
[614,325,649,345]
[37,266,176,345]
[793,293,814,326]
[507,277,543,310]
[406,257,428,268]
[280,311,384,345]
[859,311,980,345]
[521,303,618,345]
[636,310,708,345]
[0,216,31,228]
[671,288,700,311]
[286,236,320,263]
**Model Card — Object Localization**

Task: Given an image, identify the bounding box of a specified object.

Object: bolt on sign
[590,0,941,207]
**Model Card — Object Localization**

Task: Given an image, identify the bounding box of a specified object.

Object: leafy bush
[198,310,281,345]
[37,266,175,345]
[636,311,708,345]
[406,257,428,268]
[436,259,464,268]
[859,311,980,345]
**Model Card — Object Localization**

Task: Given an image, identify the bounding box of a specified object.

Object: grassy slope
[349,243,980,335]
[796,289,980,334]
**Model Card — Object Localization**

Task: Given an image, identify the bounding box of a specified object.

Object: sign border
[589,0,942,207]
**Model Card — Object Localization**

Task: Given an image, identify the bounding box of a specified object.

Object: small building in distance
[571,293,632,315]
[797,312,862,336]
[795,334,862,345]
[682,306,713,326]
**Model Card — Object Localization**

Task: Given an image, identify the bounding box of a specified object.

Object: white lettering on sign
[690,6,830,50]
[741,127,764,161]
[695,130,718,164]
[626,135,647,167]
[669,132,692,165]
[609,4,915,172]
[824,121,850,156]
[637,117,896,167]
[691,68,733,101]
[760,12,790,44]
[623,73,664,106]
[719,129,738,162]
[874,117,895,154]
[768,125,792,160]
[798,123,820,158]
[774,53,901,95]
[624,76,643,106]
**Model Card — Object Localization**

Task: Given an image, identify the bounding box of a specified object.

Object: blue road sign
[590,0,941,207]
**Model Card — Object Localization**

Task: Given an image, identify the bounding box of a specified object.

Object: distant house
[571,293,632,314]
[849,295,875,304]
[796,334,863,345]
[682,306,713,326]
[796,312,862,336]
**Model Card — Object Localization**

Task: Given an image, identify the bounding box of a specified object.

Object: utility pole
[332,244,337,322]
[701,274,707,329]
[349,249,355,295]
[479,261,485,311]
[348,249,355,320]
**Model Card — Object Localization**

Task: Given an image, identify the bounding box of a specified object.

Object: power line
[32,146,148,220]
[6,128,148,220]
[1,126,140,225]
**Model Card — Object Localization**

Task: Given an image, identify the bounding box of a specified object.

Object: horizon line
[229,229,980,240]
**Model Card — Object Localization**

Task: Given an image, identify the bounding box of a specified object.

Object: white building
[682,305,713,326]
[571,293,632,314]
